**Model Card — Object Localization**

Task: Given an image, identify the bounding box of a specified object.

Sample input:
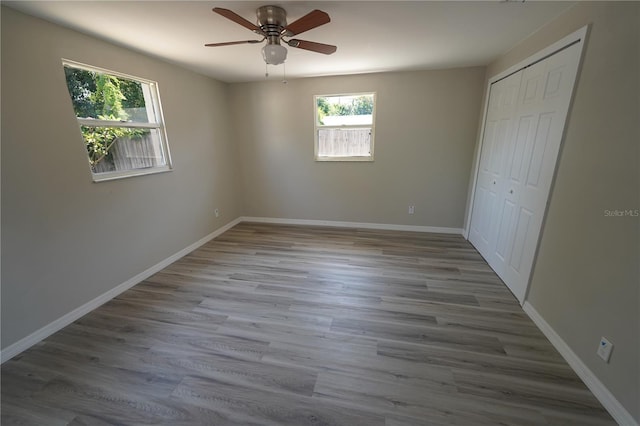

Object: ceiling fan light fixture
[262,44,288,65]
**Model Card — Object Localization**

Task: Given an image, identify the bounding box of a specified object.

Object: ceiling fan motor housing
[257,5,287,42]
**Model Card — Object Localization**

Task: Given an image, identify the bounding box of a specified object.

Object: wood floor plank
[0,393,75,426]
[452,370,612,418]
[264,339,455,396]
[313,370,551,426]
[141,344,319,397]
[173,375,385,426]
[377,339,586,387]
[331,317,508,355]
[1,222,615,425]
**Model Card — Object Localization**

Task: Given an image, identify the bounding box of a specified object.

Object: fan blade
[205,40,263,47]
[213,8,263,34]
[283,10,330,36]
[287,39,337,55]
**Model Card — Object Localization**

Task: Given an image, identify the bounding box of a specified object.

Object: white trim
[62,59,173,183]
[490,26,588,85]
[463,79,492,240]
[240,216,463,235]
[315,153,374,162]
[314,92,376,162]
[0,217,241,364]
[77,118,161,129]
[523,302,638,426]
[463,25,589,239]
[62,58,157,85]
[0,216,461,363]
[92,165,172,183]
[4,213,634,426]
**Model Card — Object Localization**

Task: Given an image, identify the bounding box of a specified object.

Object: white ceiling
[5,1,575,83]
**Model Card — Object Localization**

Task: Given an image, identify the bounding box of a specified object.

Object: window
[315,93,376,161]
[62,60,172,181]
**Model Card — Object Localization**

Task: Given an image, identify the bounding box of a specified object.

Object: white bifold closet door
[469,41,583,303]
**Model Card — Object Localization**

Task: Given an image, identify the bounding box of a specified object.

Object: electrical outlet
[214,208,220,218]
[408,205,415,215]
[597,337,613,363]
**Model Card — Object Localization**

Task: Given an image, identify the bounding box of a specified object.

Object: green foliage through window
[64,66,149,169]
[316,94,374,125]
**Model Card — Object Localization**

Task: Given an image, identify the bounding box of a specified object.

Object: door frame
[464,25,589,303]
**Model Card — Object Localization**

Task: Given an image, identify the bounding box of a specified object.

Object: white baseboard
[0,216,460,363]
[523,301,638,426]
[4,215,635,423]
[240,216,464,235]
[0,217,242,364]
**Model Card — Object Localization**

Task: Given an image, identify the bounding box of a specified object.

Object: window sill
[315,156,374,162]
[91,165,173,182]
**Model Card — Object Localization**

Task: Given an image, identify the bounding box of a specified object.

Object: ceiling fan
[205,5,337,65]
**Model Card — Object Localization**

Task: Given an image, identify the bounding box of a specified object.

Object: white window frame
[62,59,173,182]
[314,92,376,162]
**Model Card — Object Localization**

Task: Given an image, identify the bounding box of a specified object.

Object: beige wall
[1,7,241,348]
[230,68,485,228]
[484,2,639,421]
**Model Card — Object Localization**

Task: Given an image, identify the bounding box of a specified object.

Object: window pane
[317,94,374,126]
[82,127,166,174]
[317,128,371,157]
[64,66,152,123]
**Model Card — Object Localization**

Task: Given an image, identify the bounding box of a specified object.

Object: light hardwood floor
[1,222,614,425]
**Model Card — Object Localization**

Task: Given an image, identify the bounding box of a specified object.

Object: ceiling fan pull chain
[283,62,288,84]
[265,62,269,79]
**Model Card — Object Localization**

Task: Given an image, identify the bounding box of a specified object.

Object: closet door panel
[469,71,522,260]
[503,42,583,302]
[469,40,583,303]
